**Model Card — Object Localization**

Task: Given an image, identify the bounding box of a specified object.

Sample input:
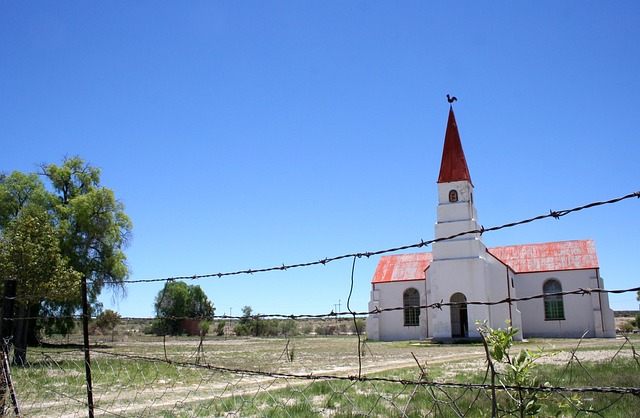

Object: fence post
[81,277,95,418]
[0,279,17,415]
[1,279,17,345]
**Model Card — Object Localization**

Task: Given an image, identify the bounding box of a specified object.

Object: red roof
[488,240,599,273]
[437,107,472,185]
[371,240,598,284]
[371,252,433,284]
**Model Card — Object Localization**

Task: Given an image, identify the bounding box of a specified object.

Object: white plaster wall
[435,221,481,241]
[514,269,615,338]
[367,289,380,341]
[367,281,427,341]
[436,205,477,227]
[427,257,494,339]
[425,252,524,340]
[484,255,523,340]
[432,237,485,260]
[437,181,474,206]
[594,278,616,338]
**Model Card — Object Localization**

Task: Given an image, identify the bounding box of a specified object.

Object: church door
[450,292,468,338]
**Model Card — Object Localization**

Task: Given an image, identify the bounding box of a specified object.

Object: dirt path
[20,335,639,417]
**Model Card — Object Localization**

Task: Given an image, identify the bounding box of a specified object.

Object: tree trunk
[1,280,17,345]
[26,304,40,347]
[12,303,28,366]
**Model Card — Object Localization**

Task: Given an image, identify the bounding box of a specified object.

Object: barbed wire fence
[1,191,639,417]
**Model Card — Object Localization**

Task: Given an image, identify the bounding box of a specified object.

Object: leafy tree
[0,157,132,364]
[42,157,132,297]
[0,204,81,363]
[234,305,257,336]
[36,158,131,343]
[279,319,299,337]
[0,198,79,301]
[95,309,122,342]
[199,320,211,337]
[233,306,292,337]
[154,281,215,335]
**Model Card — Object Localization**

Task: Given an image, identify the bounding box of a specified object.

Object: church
[366,105,616,341]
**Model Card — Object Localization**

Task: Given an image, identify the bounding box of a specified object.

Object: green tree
[0,174,77,301]
[279,319,299,337]
[0,204,81,363]
[95,309,122,342]
[0,157,132,364]
[38,157,132,340]
[234,305,256,336]
[233,306,285,337]
[43,157,131,294]
[154,281,215,335]
[0,171,78,364]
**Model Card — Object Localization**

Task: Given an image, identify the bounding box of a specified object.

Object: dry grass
[9,331,639,417]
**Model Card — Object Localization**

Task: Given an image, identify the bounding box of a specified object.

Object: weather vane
[446,94,457,104]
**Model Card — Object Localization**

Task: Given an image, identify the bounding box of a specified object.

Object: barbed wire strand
[91,191,639,285]
[86,349,640,397]
[9,286,640,323]
[7,191,640,417]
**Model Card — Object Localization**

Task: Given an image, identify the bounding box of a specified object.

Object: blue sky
[1,2,639,318]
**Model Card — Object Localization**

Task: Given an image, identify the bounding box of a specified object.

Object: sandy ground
[13,333,640,417]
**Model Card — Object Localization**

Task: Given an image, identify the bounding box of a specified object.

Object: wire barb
[101,190,639,285]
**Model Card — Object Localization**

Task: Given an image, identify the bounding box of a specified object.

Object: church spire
[437,105,472,185]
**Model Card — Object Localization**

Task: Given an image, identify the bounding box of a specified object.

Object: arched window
[448,189,458,202]
[403,288,420,326]
[543,279,565,320]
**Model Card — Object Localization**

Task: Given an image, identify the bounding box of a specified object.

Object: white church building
[366,106,615,341]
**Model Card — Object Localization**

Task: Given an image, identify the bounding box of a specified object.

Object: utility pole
[333,300,341,325]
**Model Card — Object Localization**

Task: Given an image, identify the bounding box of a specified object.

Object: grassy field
[7,332,640,417]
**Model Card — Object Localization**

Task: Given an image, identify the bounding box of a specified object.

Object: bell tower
[433,106,484,259]
[426,104,490,339]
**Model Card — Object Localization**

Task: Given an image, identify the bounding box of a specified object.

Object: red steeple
[437,106,472,185]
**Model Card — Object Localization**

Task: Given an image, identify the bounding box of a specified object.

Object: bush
[317,324,337,336]
[142,319,169,335]
[351,318,366,334]
[618,321,634,333]
[279,319,299,337]
[301,323,314,335]
[215,321,225,336]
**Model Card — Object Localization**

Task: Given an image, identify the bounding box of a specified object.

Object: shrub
[279,319,299,337]
[618,321,634,333]
[351,318,366,334]
[215,321,225,336]
[317,324,337,336]
[142,319,169,335]
[301,323,314,335]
